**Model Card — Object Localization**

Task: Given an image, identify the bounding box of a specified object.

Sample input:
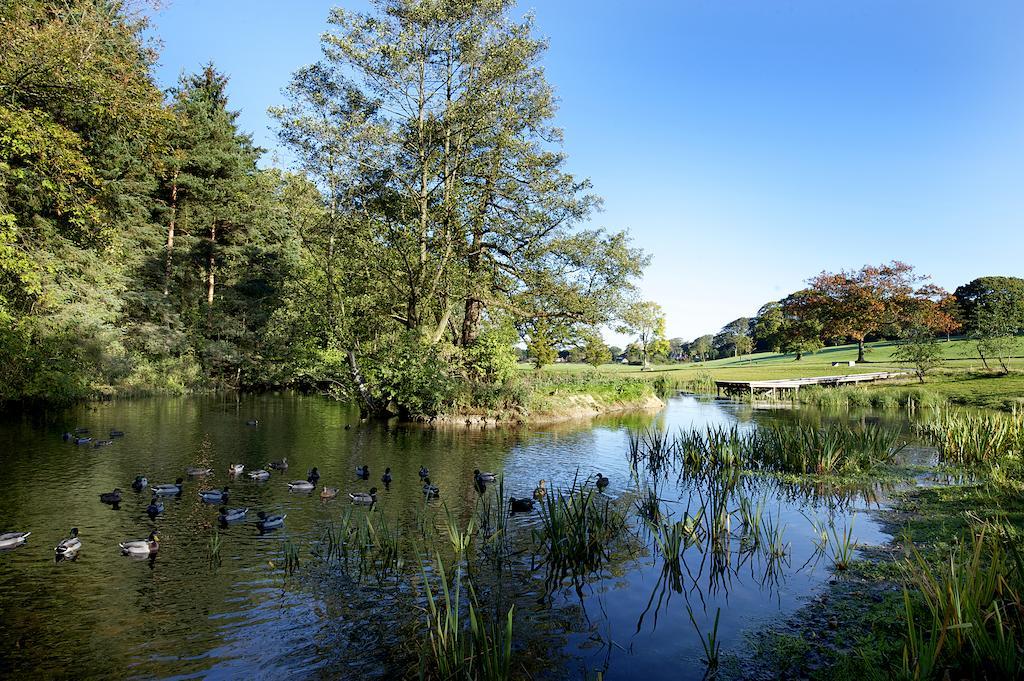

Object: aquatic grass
[208,530,222,568]
[898,521,1024,679]
[283,540,301,575]
[687,605,722,674]
[914,409,1024,466]
[533,482,629,580]
[418,554,515,681]
[828,516,857,571]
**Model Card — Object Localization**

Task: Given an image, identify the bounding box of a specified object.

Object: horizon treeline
[0,0,649,414]
[671,267,1024,366]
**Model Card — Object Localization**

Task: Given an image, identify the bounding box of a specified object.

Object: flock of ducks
[1,422,614,559]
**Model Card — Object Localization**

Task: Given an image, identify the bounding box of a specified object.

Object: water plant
[898,521,1024,679]
[828,516,857,571]
[208,530,222,568]
[915,409,1024,466]
[687,605,722,674]
[533,482,629,581]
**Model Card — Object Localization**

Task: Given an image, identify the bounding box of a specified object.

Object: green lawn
[523,337,1024,411]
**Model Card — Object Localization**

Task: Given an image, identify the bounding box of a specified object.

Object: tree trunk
[163,171,178,297]
[977,343,990,370]
[461,298,483,347]
[206,222,216,307]
[795,351,803,361]
[856,338,865,363]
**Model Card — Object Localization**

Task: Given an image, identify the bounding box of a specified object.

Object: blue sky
[147,1,1024,342]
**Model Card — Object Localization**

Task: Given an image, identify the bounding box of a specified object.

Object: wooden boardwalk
[715,371,909,398]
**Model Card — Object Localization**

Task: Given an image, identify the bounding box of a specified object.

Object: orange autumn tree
[806,262,954,363]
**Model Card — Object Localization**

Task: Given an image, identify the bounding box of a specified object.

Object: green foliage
[361,333,456,419]
[464,321,519,383]
[893,327,945,383]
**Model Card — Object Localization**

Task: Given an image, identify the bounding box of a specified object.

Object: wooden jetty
[715,371,909,399]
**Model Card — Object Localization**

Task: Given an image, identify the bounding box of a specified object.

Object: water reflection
[0,393,927,679]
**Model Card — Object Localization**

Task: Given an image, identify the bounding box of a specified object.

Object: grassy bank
[526,337,1024,411]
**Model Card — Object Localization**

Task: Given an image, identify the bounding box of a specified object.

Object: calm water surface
[0,394,922,679]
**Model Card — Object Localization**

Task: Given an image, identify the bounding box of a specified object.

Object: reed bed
[533,484,630,578]
[629,422,905,477]
[899,520,1024,679]
[914,409,1024,466]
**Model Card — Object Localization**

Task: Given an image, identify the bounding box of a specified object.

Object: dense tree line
[679,264,1023,366]
[0,0,646,414]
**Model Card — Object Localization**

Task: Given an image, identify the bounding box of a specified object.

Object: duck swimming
[533,480,547,500]
[268,458,288,471]
[55,528,82,557]
[152,478,184,496]
[381,467,392,485]
[218,506,248,523]
[99,488,123,505]
[119,531,159,556]
[320,486,339,499]
[349,487,378,505]
[0,532,31,549]
[509,497,535,513]
[248,469,271,481]
[287,479,314,491]
[355,465,369,480]
[307,467,320,485]
[227,464,245,476]
[74,437,92,445]
[109,430,125,437]
[595,473,610,491]
[246,419,259,426]
[256,511,286,532]
[186,466,213,477]
[131,475,148,491]
[146,497,164,517]
[474,469,496,483]
[418,466,429,480]
[199,487,229,503]
[422,478,440,498]
[93,439,114,448]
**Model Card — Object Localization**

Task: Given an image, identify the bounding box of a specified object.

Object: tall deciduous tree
[805,261,932,363]
[617,301,668,370]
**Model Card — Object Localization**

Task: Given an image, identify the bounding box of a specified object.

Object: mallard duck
[509,497,535,513]
[307,467,320,484]
[355,465,369,479]
[422,478,440,498]
[99,488,123,504]
[246,419,259,426]
[55,528,81,557]
[186,466,213,477]
[287,479,314,491]
[0,532,31,549]
[146,497,164,517]
[320,486,339,499]
[131,475,148,491]
[350,487,378,505]
[418,466,429,480]
[533,480,547,500]
[248,469,271,481]
[119,531,159,556]
[74,427,90,434]
[62,432,73,441]
[381,467,392,484]
[199,487,229,503]
[595,473,610,491]
[218,506,248,523]
[256,511,286,531]
[93,439,114,448]
[268,458,288,471]
[74,437,92,445]
[474,469,496,483]
[110,430,125,437]
[227,463,245,476]
[152,478,184,496]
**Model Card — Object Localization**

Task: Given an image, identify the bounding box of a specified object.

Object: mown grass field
[523,337,1024,411]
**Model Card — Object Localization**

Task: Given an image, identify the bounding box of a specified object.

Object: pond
[0,394,931,679]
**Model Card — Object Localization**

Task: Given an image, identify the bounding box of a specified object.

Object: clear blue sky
[147,0,1024,343]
